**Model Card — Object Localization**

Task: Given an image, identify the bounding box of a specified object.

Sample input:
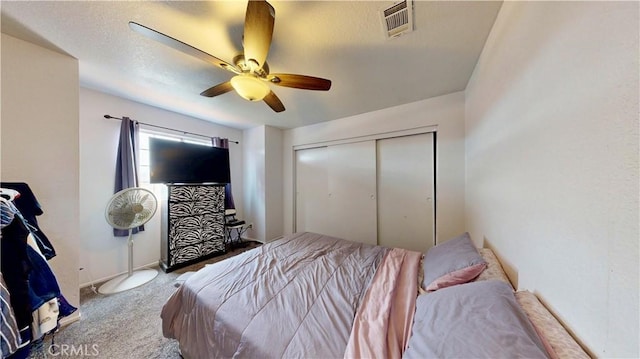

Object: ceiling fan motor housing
[129,0,331,113]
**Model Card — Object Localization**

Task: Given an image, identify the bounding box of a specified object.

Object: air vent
[380,0,413,38]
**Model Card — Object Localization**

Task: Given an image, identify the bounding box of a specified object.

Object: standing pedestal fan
[99,187,158,294]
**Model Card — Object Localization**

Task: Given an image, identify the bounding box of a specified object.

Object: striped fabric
[1,199,16,229]
[1,273,22,357]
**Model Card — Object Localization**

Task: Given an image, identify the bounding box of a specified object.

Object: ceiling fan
[129,0,331,113]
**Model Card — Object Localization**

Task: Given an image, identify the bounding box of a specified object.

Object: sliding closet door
[377,133,435,252]
[295,142,377,245]
[326,141,377,245]
[295,147,329,234]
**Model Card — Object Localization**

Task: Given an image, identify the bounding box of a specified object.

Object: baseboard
[241,236,264,244]
[80,261,159,288]
[59,310,81,327]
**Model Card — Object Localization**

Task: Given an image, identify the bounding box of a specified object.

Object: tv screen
[149,138,231,184]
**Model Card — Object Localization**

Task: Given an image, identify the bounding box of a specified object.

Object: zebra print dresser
[160,184,226,272]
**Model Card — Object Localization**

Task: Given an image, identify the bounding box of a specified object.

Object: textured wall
[240,125,284,242]
[1,34,80,319]
[465,2,639,356]
[283,91,466,244]
[242,126,266,241]
[264,126,284,241]
[79,88,243,285]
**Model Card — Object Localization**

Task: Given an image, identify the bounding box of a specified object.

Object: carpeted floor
[29,241,261,359]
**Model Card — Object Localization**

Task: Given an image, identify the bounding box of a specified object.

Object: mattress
[161,232,421,358]
[162,232,586,359]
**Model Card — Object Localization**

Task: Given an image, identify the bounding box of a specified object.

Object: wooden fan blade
[200,81,234,98]
[129,21,237,73]
[244,0,275,70]
[263,91,285,112]
[268,74,332,91]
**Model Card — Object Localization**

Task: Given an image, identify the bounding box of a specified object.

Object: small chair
[224,209,245,248]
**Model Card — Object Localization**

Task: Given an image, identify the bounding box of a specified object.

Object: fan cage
[106,188,158,230]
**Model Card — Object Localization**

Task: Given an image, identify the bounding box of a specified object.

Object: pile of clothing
[1,183,76,359]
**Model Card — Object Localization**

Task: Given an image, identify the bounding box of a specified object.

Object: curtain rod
[103,115,239,144]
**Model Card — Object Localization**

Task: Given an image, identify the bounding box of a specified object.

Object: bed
[161,231,589,358]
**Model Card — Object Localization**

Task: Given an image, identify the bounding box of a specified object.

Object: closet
[295,142,377,245]
[295,132,435,252]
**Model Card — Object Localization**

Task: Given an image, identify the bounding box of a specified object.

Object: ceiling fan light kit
[231,74,270,101]
[129,0,332,113]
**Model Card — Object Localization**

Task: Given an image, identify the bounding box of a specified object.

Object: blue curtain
[212,137,236,209]
[113,117,144,237]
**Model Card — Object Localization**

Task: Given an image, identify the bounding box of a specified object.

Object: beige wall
[283,91,466,245]
[465,2,639,357]
[79,88,243,285]
[264,126,284,241]
[1,34,80,320]
[242,125,284,242]
[242,126,266,241]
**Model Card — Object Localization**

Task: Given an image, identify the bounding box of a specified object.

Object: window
[138,129,213,185]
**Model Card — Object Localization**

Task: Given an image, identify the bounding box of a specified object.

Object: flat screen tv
[149,137,231,184]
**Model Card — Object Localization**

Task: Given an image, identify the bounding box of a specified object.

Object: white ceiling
[1,1,502,130]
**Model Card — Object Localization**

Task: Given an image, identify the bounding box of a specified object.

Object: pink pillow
[422,232,486,291]
[425,263,487,291]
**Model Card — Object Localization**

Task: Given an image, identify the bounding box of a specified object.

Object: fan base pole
[97,268,158,295]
